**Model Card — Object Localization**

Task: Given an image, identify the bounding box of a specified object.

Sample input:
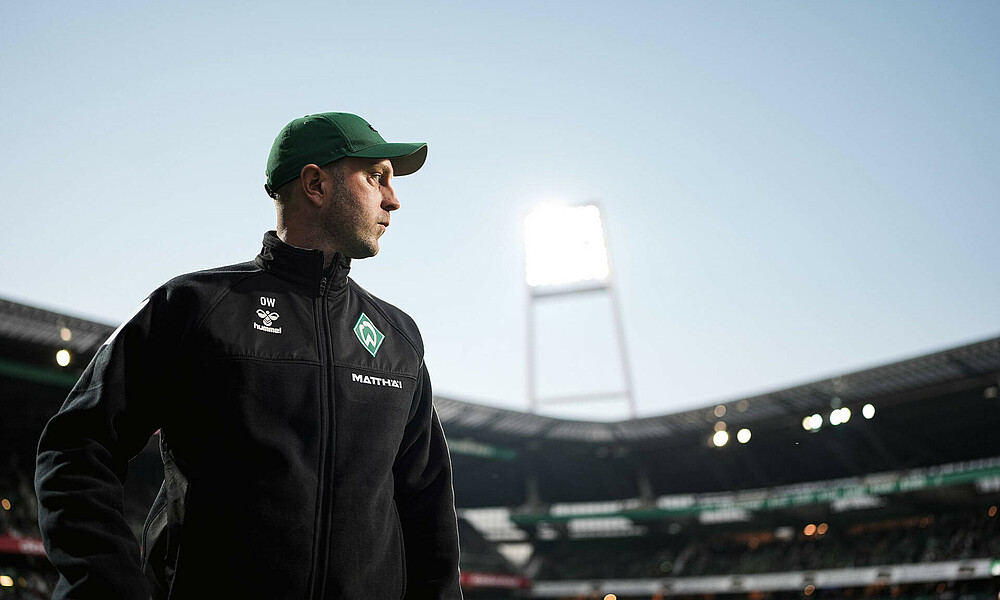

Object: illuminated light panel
[809,414,823,430]
[830,407,852,426]
[604,595,617,600]
[802,414,825,431]
[0,576,12,588]
[0,499,9,510]
[524,204,610,287]
[831,495,887,512]
[699,508,750,524]
[714,405,726,418]
[803,523,817,536]
[60,327,72,341]
[804,584,816,596]
[737,428,751,444]
[712,430,729,447]
[714,421,727,432]
[862,404,876,419]
[56,349,71,367]
[817,523,829,535]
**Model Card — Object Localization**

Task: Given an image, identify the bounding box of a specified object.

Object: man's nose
[382,182,400,211]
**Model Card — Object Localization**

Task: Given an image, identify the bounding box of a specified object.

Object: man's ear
[299,164,326,209]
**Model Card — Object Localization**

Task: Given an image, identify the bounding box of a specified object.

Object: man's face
[320,157,400,259]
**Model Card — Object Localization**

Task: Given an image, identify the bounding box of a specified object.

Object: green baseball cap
[264,112,427,195]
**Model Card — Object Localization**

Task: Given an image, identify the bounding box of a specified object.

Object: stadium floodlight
[524,204,610,289]
[737,428,752,444]
[55,349,71,368]
[862,404,876,419]
[524,201,635,419]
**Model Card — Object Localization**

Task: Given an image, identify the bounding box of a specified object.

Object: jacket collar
[255,231,352,294]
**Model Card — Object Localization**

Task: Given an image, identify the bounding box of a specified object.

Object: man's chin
[346,244,379,260]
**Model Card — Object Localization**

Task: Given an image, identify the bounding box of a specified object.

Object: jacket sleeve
[35,286,181,600]
[393,362,464,600]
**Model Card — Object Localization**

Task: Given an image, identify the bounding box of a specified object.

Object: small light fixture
[803,414,824,431]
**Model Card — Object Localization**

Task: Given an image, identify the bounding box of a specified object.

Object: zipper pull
[319,277,328,296]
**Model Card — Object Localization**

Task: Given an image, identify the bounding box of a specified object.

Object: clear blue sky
[2,1,997,421]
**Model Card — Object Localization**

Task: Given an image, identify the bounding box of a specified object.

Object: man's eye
[371,172,383,182]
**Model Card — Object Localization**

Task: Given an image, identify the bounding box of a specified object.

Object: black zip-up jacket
[35,231,463,599]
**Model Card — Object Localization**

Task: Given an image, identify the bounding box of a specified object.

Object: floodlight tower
[523,202,635,419]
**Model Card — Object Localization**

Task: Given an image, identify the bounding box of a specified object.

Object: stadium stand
[1,296,998,599]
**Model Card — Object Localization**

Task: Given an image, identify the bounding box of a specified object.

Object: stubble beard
[323,185,380,260]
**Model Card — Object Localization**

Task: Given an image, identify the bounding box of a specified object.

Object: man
[35,112,463,599]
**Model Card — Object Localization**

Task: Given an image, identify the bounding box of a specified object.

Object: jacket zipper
[310,274,335,599]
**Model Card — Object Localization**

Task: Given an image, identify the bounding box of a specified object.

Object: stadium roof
[3,295,998,446]
[0,297,112,355]
[436,335,1000,444]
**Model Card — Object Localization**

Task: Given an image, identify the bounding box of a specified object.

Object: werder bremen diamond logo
[353,312,385,357]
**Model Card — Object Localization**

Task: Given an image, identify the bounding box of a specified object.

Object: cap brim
[349,142,428,176]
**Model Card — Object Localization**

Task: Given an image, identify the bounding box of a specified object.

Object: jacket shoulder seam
[347,279,423,358]
[193,270,266,333]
